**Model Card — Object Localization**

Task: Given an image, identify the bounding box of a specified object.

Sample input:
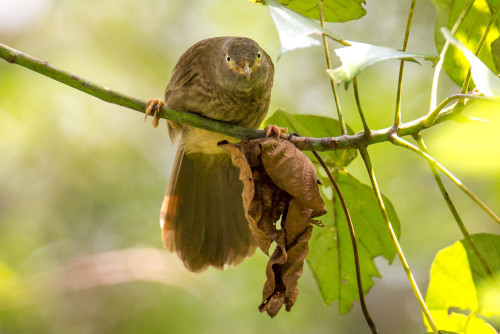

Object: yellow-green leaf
[252,0,366,22]
[425,233,500,333]
[431,0,500,86]
[442,28,500,97]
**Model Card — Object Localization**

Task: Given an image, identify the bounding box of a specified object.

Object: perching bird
[145,37,275,272]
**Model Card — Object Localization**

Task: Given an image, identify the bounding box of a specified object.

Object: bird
[145,37,275,272]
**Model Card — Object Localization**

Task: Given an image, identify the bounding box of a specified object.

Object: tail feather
[161,148,256,272]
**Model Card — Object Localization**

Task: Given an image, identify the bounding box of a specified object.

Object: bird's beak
[243,62,251,80]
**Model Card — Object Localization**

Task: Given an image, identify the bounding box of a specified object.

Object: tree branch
[0,42,480,151]
[0,42,263,140]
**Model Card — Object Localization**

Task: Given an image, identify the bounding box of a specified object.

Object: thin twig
[318,0,347,136]
[312,151,377,334]
[423,93,491,127]
[353,78,371,141]
[394,0,417,128]
[390,134,500,225]
[414,133,497,278]
[359,145,438,334]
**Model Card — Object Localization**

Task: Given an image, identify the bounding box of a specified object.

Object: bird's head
[217,37,273,89]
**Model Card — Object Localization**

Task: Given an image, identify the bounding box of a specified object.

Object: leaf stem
[312,151,377,334]
[358,146,438,334]
[460,9,500,94]
[390,134,500,225]
[394,0,417,128]
[353,78,371,141]
[413,133,497,278]
[318,0,347,136]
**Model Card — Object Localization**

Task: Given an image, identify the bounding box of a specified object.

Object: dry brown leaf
[260,138,326,217]
[219,141,274,253]
[219,137,326,317]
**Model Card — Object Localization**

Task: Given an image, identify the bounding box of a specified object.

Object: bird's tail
[160,148,256,272]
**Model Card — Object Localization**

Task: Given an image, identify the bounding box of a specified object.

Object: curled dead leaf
[219,137,326,317]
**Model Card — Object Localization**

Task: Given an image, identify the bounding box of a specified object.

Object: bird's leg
[145,98,165,128]
[263,125,288,138]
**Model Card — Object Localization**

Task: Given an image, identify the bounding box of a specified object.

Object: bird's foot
[263,125,288,138]
[145,98,165,128]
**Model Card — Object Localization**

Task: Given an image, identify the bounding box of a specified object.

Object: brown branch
[0,42,482,152]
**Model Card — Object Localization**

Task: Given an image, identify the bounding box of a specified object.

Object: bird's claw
[145,98,165,128]
[263,125,288,138]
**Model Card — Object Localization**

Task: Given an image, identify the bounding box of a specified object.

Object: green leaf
[307,170,401,314]
[491,37,500,72]
[263,109,357,168]
[431,0,500,86]
[442,28,500,97]
[264,0,339,55]
[255,0,366,22]
[278,0,366,23]
[327,42,439,84]
[425,233,500,333]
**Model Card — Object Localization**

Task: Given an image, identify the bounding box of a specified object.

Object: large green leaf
[431,0,500,86]
[307,170,401,314]
[492,37,500,72]
[254,0,366,23]
[443,28,500,96]
[263,109,357,168]
[425,233,500,333]
[328,42,439,84]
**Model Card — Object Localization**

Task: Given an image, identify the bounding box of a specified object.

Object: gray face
[216,37,273,91]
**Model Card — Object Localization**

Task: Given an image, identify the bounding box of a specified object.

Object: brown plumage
[150,37,274,272]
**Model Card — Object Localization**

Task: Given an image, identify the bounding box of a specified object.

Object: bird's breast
[167,74,272,154]
[180,127,236,154]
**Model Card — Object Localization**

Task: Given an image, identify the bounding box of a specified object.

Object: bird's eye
[226,55,231,62]
[257,52,261,59]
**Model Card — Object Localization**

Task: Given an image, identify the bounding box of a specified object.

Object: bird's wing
[164,38,220,142]
[164,38,220,99]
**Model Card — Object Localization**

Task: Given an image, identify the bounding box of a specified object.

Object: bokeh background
[1,0,499,333]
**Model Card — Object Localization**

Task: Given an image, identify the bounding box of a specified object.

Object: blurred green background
[1,0,499,333]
